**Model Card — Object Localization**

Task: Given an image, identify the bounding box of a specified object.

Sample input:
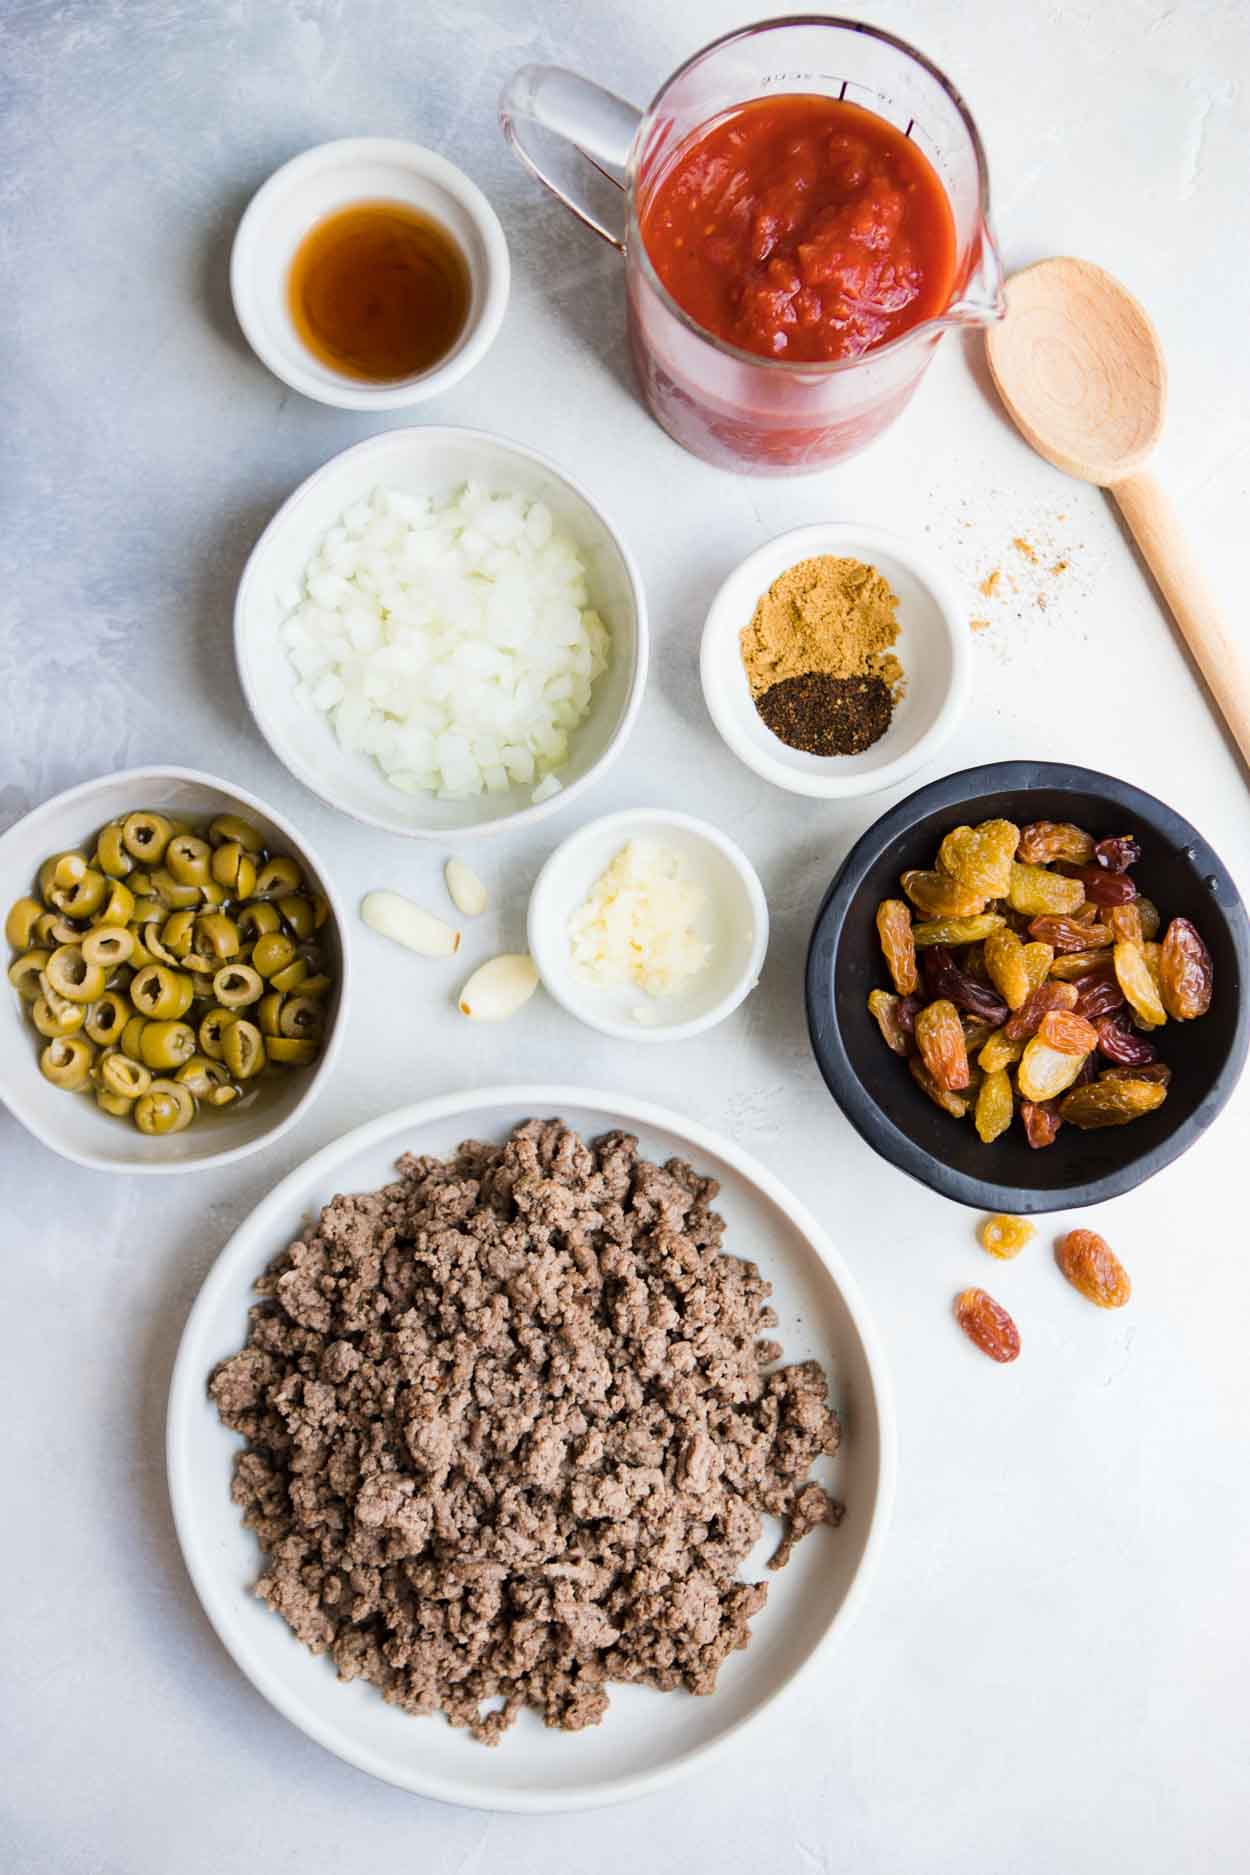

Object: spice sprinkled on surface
[756,672,893,756]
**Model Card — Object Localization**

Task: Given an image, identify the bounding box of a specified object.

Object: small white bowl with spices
[700,523,970,800]
[527,810,768,1042]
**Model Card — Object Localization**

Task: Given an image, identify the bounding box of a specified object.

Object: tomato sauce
[640,95,957,365]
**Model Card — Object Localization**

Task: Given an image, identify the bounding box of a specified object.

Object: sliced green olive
[268,957,308,994]
[85,990,130,1045]
[222,1018,265,1079]
[94,823,134,878]
[278,995,324,1041]
[253,856,302,899]
[130,963,194,1020]
[160,909,197,958]
[135,1079,195,1135]
[53,869,107,919]
[251,932,296,978]
[257,990,285,1036]
[197,912,240,960]
[210,841,257,897]
[208,814,264,853]
[198,1007,238,1059]
[130,897,166,930]
[140,922,179,966]
[96,879,136,926]
[32,993,86,1039]
[277,894,315,940]
[39,852,86,899]
[100,1050,151,1099]
[266,1036,318,1066]
[120,1014,149,1061]
[212,962,263,1008]
[149,866,202,910]
[34,910,77,947]
[238,902,280,940]
[40,1035,96,1090]
[138,1020,196,1070]
[198,878,227,907]
[8,949,51,999]
[46,944,107,1004]
[127,930,156,970]
[5,896,44,950]
[310,893,330,930]
[82,925,134,970]
[96,1088,135,1118]
[165,833,211,886]
[296,972,332,996]
[175,1055,233,1099]
[122,811,174,864]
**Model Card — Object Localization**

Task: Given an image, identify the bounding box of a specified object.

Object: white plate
[234,429,648,840]
[700,522,970,798]
[167,1087,895,1811]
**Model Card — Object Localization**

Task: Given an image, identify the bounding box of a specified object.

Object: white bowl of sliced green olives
[0,767,348,1173]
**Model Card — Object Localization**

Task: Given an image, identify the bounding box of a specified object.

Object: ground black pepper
[756,671,894,756]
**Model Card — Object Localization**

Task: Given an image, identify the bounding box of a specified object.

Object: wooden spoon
[986,256,1250,768]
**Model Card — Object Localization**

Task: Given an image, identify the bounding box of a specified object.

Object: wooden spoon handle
[1112,471,1250,769]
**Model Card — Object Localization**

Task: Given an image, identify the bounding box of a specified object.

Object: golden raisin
[1158,917,1213,1020]
[901,868,986,919]
[1036,1008,1099,1055]
[1059,1075,1168,1128]
[974,1067,1013,1143]
[911,913,1005,948]
[977,1213,1035,1259]
[954,1287,1021,1362]
[978,1028,1025,1073]
[983,927,1031,1009]
[875,898,918,996]
[867,988,911,1055]
[1113,940,1166,1028]
[908,1054,969,1118]
[1017,1036,1087,1102]
[1055,1228,1131,1307]
[915,999,970,1091]
[1016,821,1095,865]
[936,819,1018,898]
[1007,862,1085,917]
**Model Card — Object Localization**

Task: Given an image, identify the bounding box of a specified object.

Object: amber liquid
[288,199,471,382]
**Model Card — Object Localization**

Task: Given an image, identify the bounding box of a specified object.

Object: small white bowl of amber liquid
[230,138,510,410]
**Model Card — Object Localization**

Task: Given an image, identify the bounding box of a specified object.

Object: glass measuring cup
[501,17,1004,475]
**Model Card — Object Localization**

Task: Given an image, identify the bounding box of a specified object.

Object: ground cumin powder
[740,555,904,701]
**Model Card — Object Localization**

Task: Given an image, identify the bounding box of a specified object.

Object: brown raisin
[1093,834,1140,872]
[867,989,910,1055]
[900,868,987,919]
[1037,1008,1099,1054]
[1017,1036,1087,1101]
[922,945,1010,1024]
[915,998,970,1091]
[1095,1013,1157,1066]
[1059,1076,1168,1128]
[1055,1228,1131,1308]
[1055,861,1138,906]
[954,1287,1021,1362]
[977,1213,1035,1259]
[909,1053,969,1118]
[974,1067,1014,1142]
[1017,821,1095,865]
[1102,1061,1172,1086]
[1159,916,1213,1020]
[876,898,918,996]
[1003,978,1079,1041]
[1073,971,1125,1021]
[911,913,1006,948]
[936,819,1019,897]
[1113,940,1166,1027]
[1027,914,1114,953]
[1020,1097,1063,1148]
[1007,862,1085,917]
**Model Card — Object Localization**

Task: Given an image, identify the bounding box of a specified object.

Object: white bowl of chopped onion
[234,429,648,839]
[527,809,769,1042]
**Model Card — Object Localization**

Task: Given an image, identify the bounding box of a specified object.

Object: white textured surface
[2,1,1249,1869]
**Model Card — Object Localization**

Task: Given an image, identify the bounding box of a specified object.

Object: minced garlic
[568,841,711,1000]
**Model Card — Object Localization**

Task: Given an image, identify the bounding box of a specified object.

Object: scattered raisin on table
[954,1288,1021,1363]
[1055,1229,1131,1308]
[977,1213,1035,1259]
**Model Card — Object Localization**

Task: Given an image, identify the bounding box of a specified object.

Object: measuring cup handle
[499,65,640,253]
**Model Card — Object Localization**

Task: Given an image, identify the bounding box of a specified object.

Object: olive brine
[6,809,333,1134]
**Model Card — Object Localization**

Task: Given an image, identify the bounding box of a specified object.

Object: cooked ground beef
[209,1118,842,1744]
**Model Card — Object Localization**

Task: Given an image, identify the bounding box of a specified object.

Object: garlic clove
[458,953,539,1020]
[444,858,489,919]
[361,890,460,957]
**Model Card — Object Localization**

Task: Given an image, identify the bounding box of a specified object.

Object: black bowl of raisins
[806,761,1249,1212]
